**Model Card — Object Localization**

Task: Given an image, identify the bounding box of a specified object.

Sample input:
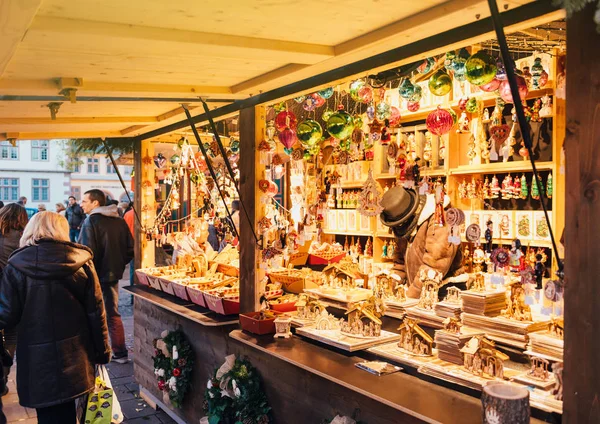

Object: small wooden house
[323,262,364,286]
[375,271,406,302]
[528,356,551,381]
[397,318,434,356]
[460,336,509,379]
[444,287,461,304]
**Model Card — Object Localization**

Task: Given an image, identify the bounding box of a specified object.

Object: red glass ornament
[407,101,420,112]
[388,106,401,127]
[499,77,528,104]
[479,78,501,92]
[278,127,297,149]
[275,110,297,131]
[173,368,181,377]
[358,86,373,103]
[312,93,326,108]
[158,380,166,391]
[426,107,454,136]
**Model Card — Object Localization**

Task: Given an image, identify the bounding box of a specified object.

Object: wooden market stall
[3,1,600,424]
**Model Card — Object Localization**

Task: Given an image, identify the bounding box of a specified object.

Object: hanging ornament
[388,106,401,127]
[153,153,167,169]
[170,154,181,165]
[539,95,553,118]
[294,95,306,104]
[452,48,470,82]
[357,169,384,217]
[349,80,366,102]
[318,87,334,99]
[531,175,543,200]
[418,57,435,74]
[546,173,553,199]
[490,175,500,199]
[519,141,529,160]
[465,97,478,113]
[465,51,497,86]
[273,102,287,113]
[366,105,375,120]
[322,108,334,123]
[409,84,423,102]
[368,119,384,143]
[448,108,458,125]
[278,127,297,149]
[428,69,453,96]
[520,174,529,199]
[512,174,521,199]
[499,76,528,104]
[531,58,545,90]
[327,111,354,140]
[479,78,501,92]
[358,85,374,103]
[312,93,326,108]
[398,78,415,100]
[297,119,323,147]
[426,106,454,136]
[266,120,277,141]
[375,103,391,120]
[539,70,549,88]
[495,57,507,80]
[444,51,456,71]
[407,101,421,112]
[229,138,240,154]
[303,96,317,111]
[275,110,298,131]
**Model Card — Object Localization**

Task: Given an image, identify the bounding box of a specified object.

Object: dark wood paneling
[239,106,257,313]
[564,5,600,423]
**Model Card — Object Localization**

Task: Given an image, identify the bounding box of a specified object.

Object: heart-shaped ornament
[490,124,511,144]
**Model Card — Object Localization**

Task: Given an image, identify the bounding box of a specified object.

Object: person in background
[55,203,66,216]
[123,205,135,284]
[0,212,110,424]
[79,189,133,364]
[65,196,85,243]
[16,197,26,206]
[117,201,129,218]
[0,204,28,400]
[37,204,47,213]
[230,200,240,234]
[0,202,4,209]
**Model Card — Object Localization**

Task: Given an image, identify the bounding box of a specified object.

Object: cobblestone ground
[5,266,176,424]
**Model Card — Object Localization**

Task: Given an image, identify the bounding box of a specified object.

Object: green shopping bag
[84,365,123,424]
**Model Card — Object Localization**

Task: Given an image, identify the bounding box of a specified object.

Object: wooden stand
[481,384,530,424]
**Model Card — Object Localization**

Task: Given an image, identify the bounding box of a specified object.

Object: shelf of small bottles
[449,161,554,176]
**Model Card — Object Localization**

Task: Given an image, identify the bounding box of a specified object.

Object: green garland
[204,356,271,424]
[555,0,600,32]
[152,329,194,408]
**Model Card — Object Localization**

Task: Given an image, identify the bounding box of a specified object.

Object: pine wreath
[152,329,194,408]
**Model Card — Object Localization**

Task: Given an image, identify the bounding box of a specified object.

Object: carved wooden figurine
[444,287,462,304]
[501,282,532,322]
[548,318,564,339]
[417,268,443,310]
[443,316,463,334]
[339,296,384,338]
[527,356,550,381]
[397,318,434,356]
[461,336,509,379]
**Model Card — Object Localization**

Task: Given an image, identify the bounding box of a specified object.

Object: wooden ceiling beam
[0,0,43,78]
[0,78,234,97]
[0,130,122,140]
[0,116,159,125]
[30,16,335,64]
[120,125,147,135]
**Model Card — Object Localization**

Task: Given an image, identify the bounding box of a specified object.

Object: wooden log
[481,383,529,424]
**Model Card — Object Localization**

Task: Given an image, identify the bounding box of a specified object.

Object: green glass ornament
[293,96,306,104]
[297,119,323,147]
[409,85,423,102]
[229,138,240,154]
[444,51,456,71]
[465,51,497,86]
[303,150,312,160]
[398,78,415,100]
[428,69,453,96]
[349,80,366,102]
[353,114,364,129]
[375,103,391,120]
[322,108,334,123]
[520,174,528,199]
[170,154,180,165]
[327,111,354,140]
[273,101,287,113]
[318,87,334,99]
[546,172,553,198]
[531,175,543,200]
[465,97,478,113]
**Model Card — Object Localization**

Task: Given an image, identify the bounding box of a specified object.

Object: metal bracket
[59,88,78,103]
[46,102,63,120]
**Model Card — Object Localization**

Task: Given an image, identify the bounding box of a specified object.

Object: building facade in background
[70,155,133,202]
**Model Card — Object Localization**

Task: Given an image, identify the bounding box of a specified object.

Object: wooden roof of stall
[0,0,564,142]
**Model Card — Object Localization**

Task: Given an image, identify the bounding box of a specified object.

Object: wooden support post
[139,139,155,268]
[133,138,142,280]
[564,5,600,423]
[239,106,261,313]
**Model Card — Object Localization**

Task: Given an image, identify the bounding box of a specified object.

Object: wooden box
[158,277,176,296]
[204,290,240,315]
[171,281,191,301]
[146,275,163,291]
[239,312,282,335]
[134,270,150,286]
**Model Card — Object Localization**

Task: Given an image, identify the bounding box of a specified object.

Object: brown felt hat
[379,186,423,228]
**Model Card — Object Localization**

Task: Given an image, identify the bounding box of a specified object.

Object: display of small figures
[381,240,389,259]
[548,318,564,339]
[539,95,553,118]
[364,238,373,257]
[520,174,529,199]
[528,356,551,381]
[295,294,326,321]
[458,180,467,199]
[469,273,486,292]
[482,177,491,199]
[531,175,543,200]
[375,272,406,303]
[444,286,462,304]
[534,254,545,290]
[397,318,434,356]
[315,309,342,330]
[472,247,486,273]
[490,176,500,199]
[552,362,563,401]
[546,172,553,198]
[509,239,524,272]
[457,111,470,133]
[388,240,396,259]
[484,220,494,253]
[417,268,443,310]
[340,296,384,338]
[502,282,533,322]
[460,335,509,379]
[443,316,463,334]
[500,174,513,199]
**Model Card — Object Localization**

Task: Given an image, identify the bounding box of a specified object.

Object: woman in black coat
[0,211,111,424]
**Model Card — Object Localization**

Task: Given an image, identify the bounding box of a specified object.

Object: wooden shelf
[449,161,554,176]
[460,237,552,248]
[339,181,365,189]
[376,232,395,238]
[323,230,373,237]
[375,173,397,180]
[421,168,447,177]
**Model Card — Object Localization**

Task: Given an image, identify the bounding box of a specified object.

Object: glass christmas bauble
[426,107,454,136]
[229,139,240,154]
[407,101,421,112]
[398,78,415,100]
[327,111,354,140]
[303,96,317,111]
[376,103,391,120]
[297,119,323,147]
[429,69,453,96]
[170,154,181,165]
[318,87,334,99]
[409,84,423,102]
[479,77,501,92]
[353,114,364,129]
[499,77,529,104]
[273,102,286,113]
[322,108,334,122]
[465,97,478,113]
[453,48,470,81]
[278,127,297,149]
[366,105,375,120]
[417,57,435,74]
[358,85,373,103]
[495,57,507,80]
[465,51,497,86]
[312,93,326,108]
[389,106,401,127]
[349,80,366,102]
[444,51,456,71]
[275,110,298,131]
[294,95,306,104]
[448,108,458,125]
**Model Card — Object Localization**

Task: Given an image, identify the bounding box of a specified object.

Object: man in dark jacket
[79,189,134,363]
[65,196,85,242]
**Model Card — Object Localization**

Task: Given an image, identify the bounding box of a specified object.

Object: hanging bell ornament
[327,111,354,140]
[398,78,415,100]
[428,69,453,96]
[499,76,529,104]
[465,51,497,86]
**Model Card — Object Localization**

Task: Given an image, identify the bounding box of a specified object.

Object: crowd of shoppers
[0,190,135,423]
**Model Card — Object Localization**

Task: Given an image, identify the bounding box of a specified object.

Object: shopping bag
[84,365,124,424]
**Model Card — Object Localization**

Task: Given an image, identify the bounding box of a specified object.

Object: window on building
[71,186,81,201]
[31,140,49,161]
[0,142,18,160]
[123,165,134,176]
[0,179,19,202]
[32,179,49,202]
[87,158,99,173]
[106,158,117,174]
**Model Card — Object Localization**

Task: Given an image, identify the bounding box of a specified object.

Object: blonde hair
[20,211,70,247]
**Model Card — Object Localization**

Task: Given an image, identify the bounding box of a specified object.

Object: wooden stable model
[460,336,509,379]
[397,318,434,356]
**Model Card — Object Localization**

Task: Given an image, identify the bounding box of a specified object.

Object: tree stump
[481,383,530,424]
